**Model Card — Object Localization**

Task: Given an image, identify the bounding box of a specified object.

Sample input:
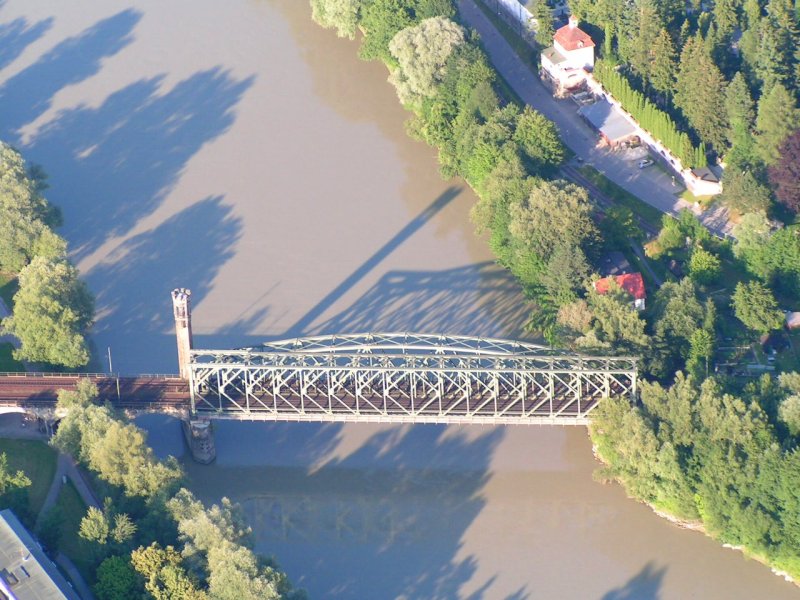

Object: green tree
[731,281,784,334]
[689,246,722,284]
[310,0,362,39]
[732,212,773,279]
[79,506,110,545]
[1,256,94,367]
[0,143,65,273]
[539,244,591,306]
[388,16,464,105]
[0,452,30,495]
[577,281,650,354]
[532,0,554,47]
[35,507,63,554]
[674,35,729,152]
[725,72,759,173]
[779,394,800,436]
[687,328,714,379]
[358,0,414,63]
[508,179,597,262]
[112,513,137,545]
[94,555,142,600]
[167,489,300,600]
[755,83,800,165]
[649,29,677,97]
[56,378,99,412]
[720,169,772,214]
[512,107,565,175]
[131,543,209,600]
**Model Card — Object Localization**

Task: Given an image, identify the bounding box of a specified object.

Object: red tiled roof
[594,273,646,300]
[554,22,595,52]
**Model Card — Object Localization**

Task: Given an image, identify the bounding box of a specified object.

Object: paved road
[458,0,734,239]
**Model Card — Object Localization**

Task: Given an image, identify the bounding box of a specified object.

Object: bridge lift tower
[171,288,194,380]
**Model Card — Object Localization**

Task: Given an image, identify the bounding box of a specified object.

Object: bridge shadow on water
[181,419,523,599]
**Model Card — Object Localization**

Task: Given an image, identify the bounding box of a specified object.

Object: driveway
[457,0,734,238]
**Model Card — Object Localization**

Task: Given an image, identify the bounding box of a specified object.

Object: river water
[0,0,798,597]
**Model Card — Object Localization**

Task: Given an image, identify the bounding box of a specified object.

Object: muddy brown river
[1,0,798,597]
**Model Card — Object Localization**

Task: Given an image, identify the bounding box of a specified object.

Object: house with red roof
[540,16,595,96]
[594,273,646,310]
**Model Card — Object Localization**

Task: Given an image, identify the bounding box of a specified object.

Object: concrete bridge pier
[181,418,216,464]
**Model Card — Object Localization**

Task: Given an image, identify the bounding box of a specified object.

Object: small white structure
[540,16,595,96]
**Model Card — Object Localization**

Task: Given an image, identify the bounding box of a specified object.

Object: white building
[540,16,595,96]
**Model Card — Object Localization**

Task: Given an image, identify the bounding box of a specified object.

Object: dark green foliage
[94,556,142,600]
[2,257,94,367]
[720,168,773,215]
[755,83,800,165]
[674,35,729,153]
[688,246,721,285]
[731,280,784,334]
[591,372,800,578]
[512,106,565,175]
[36,507,64,555]
[594,60,704,166]
[531,0,554,47]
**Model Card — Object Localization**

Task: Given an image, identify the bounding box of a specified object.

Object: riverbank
[593,438,800,587]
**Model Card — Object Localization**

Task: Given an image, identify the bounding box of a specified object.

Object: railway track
[0,373,190,410]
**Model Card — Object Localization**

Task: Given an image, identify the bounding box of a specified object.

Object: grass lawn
[0,273,18,308]
[679,189,716,206]
[0,438,57,518]
[578,165,665,232]
[55,480,94,584]
[0,343,24,372]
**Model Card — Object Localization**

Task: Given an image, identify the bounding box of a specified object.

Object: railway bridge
[0,290,638,456]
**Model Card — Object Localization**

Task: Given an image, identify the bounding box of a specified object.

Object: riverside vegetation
[0,143,94,369]
[310,0,800,582]
[48,379,303,600]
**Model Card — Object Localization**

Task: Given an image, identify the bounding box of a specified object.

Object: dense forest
[310,0,800,582]
[571,0,800,214]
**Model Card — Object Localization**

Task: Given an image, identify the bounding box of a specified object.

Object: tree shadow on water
[24,66,253,261]
[0,13,53,72]
[601,563,666,600]
[85,196,243,373]
[0,9,141,137]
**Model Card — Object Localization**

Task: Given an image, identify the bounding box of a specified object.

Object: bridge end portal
[171,288,193,380]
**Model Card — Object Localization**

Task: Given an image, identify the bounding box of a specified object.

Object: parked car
[638,158,654,169]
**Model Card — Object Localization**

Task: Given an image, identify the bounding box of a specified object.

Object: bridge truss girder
[189,334,637,425]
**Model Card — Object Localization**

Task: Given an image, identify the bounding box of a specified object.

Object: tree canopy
[2,257,94,367]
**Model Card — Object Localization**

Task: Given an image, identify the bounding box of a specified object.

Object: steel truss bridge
[189,333,638,425]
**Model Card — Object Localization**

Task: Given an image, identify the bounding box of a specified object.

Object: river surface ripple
[0,0,797,597]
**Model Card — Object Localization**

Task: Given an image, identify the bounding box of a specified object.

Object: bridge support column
[171,289,194,380]
[181,418,216,464]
